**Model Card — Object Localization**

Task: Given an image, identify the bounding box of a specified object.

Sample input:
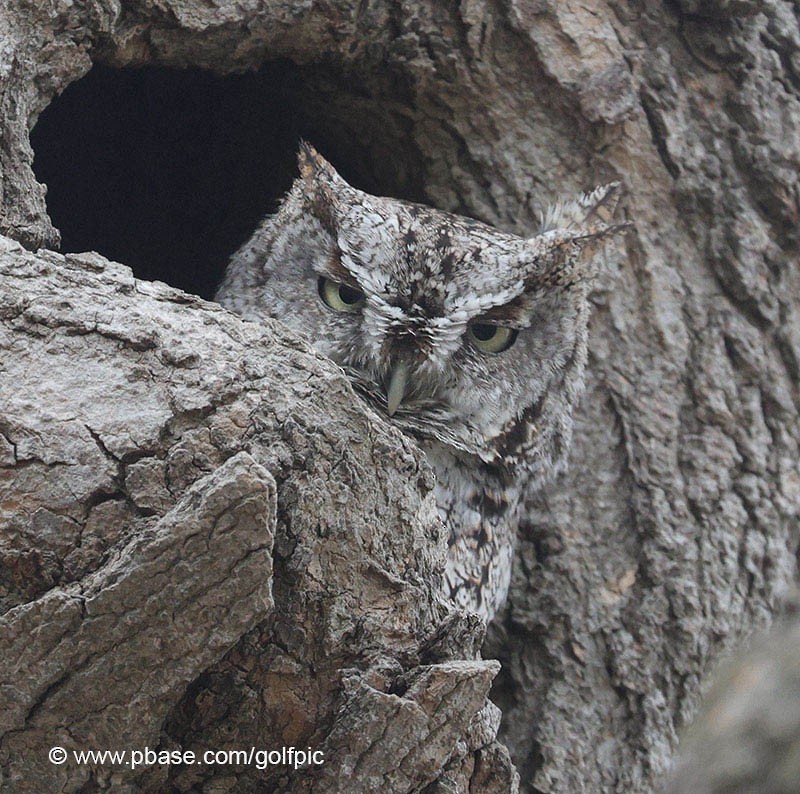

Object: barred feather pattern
[216,144,625,620]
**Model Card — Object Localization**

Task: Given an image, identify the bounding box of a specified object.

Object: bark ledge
[0,239,514,793]
[1,1,799,793]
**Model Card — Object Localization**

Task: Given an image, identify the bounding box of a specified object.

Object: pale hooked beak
[385,360,409,416]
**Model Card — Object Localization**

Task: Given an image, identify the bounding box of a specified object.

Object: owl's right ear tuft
[297,141,342,186]
[295,142,350,233]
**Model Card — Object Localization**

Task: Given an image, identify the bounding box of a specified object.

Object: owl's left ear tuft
[524,192,631,290]
[540,182,626,235]
[578,182,623,232]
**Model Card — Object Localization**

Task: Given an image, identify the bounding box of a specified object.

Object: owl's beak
[385,360,409,416]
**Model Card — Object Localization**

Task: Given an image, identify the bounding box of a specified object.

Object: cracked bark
[1,240,510,793]
[1,1,799,793]
[2,451,276,792]
[665,598,800,794]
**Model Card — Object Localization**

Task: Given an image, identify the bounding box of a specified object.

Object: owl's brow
[318,250,362,290]
[474,296,530,326]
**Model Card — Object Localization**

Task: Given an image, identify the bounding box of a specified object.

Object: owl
[215,143,625,621]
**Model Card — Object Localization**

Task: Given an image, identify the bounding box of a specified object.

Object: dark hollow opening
[31,62,427,299]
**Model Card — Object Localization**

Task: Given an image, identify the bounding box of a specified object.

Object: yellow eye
[318,277,366,312]
[468,323,518,353]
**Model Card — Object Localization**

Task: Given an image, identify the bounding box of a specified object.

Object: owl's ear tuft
[296,142,352,232]
[529,182,630,287]
[540,182,624,235]
[523,219,631,291]
[297,142,343,186]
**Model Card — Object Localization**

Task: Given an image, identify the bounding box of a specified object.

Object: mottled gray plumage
[216,144,625,620]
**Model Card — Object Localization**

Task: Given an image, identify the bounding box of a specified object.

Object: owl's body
[216,145,623,620]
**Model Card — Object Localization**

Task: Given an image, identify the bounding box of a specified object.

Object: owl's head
[223,144,626,482]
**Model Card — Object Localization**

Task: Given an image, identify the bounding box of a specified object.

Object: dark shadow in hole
[31,62,427,300]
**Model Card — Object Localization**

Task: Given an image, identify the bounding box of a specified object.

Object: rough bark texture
[665,599,800,794]
[2,448,277,791]
[1,2,799,794]
[0,238,513,793]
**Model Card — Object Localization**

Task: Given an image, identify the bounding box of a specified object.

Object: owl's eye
[468,323,518,354]
[318,277,366,312]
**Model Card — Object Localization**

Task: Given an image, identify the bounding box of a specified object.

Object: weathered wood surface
[1,1,798,792]
[666,604,800,794]
[0,240,513,792]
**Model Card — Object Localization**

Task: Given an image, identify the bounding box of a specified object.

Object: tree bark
[665,599,800,794]
[0,239,514,793]
[1,2,799,793]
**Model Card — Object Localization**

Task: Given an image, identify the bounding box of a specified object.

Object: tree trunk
[1,2,798,793]
[665,598,800,794]
[0,240,514,793]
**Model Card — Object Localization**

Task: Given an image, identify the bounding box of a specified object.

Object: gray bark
[2,449,276,791]
[1,2,799,794]
[0,239,512,793]
[666,602,800,794]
